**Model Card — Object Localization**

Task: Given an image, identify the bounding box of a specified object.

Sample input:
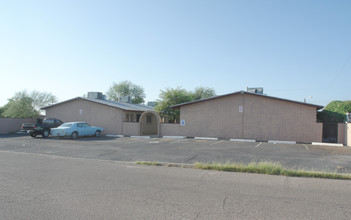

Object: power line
[323,53,351,96]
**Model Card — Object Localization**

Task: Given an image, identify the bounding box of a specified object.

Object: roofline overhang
[42,97,152,112]
[170,91,324,110]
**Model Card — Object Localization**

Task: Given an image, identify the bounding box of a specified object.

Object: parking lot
[1,135,351,173]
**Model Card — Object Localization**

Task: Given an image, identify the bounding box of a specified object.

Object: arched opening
[139,111,161,137]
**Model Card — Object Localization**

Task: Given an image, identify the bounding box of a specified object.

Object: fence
[0,118,35,134]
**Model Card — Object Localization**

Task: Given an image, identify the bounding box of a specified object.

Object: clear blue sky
[1,0,350,107]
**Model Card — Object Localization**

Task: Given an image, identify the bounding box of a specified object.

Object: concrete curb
[163,136,187,139]
[106,134,124,138]
[136,161,195,168]
[130,136,151,139]
[311,142,344,147]
[230,139,256,143]
[194,137,218,141]
[268,140,296,145]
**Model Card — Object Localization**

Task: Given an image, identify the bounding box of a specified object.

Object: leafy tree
[318,100,351,123]
[0,106,5,117]
[155,87,192,123]
[106,81,145,104]
[2,91,38,118]
[191,86,216,100]
[1,90,57,118]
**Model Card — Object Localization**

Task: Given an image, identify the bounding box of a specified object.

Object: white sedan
[51,122,104,139]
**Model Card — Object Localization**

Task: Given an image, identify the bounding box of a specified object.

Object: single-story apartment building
[43,91,323,143]
[42,96,161,136]
[167,91,323,143]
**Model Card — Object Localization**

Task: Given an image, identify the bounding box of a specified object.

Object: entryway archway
[139,111,161,137]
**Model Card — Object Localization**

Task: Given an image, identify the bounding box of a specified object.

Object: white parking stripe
[170,139,188,144]
[303,144,309,150]
[255,142,262,148]
[210,140,225,145]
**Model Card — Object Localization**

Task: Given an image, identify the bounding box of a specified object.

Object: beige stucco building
[169,91,323,143]
[42,91,323,143]
[42,97,160,136]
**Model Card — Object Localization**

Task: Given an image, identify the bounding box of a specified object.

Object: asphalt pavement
[1,135,351,172]
[1,150,351,220]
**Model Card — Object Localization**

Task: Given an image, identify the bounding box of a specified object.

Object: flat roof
[170,91,324,110]
[42,97,153,112]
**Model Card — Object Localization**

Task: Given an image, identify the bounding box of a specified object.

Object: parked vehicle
[50,122,104,139]
[21,118,63,138]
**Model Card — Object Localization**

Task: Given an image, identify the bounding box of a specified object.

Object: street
[1,150,351,219]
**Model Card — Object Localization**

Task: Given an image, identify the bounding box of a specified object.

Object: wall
[346,123,351,147]
[180,95,243,138]
[45,99,124,135]
[338,123,345,144]
[178,93,322,143]
[122,122,139,136]
[140,113,157,135]
[0,118,35,134]
[243,94,322,143]
[160,124,180,136]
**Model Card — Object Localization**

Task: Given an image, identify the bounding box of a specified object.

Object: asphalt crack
[184,155,199,163]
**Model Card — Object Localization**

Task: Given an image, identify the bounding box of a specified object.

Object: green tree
[2,91,38,118]
[0,106,5,117]
[155,87,193,123]
[1,90,58,118]
[318,100,351,123]
[106,81,145,104]
[191,86,216,100]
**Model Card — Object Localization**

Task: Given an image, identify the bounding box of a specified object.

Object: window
[55,120,63,124]
[136,114,141,122]
[125,114,129,122]
[147,114,152,124]
[44,119,54,124]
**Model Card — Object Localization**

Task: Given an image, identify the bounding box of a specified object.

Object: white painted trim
[106,134,124,138]
[311,142,344,147]
[268,140,296,144]
[194,137,218,141]
[131,136,151,139]
[163,136,187,139]
[230,139,256,143]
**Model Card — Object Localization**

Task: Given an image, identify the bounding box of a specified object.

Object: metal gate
[323,123,338,143]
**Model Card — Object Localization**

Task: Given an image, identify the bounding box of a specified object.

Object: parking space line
[303,144,309,150]
[255,142,262,148]
[210,140,225,145]
[170,139,188,144]
[125,139,150,144]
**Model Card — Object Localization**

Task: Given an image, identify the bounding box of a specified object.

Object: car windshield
[43,119,54,124]
[59,123,73,128]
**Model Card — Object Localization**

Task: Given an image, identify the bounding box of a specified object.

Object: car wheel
[30,133,37,138]
[71,132,78,139]
[42,129,50,138]
[95,130,101,137]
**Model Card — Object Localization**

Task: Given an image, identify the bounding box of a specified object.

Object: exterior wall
[122,122,139,136]
[45,99,124,135]
[0,118,35,134]
[141,114,157,135]
[338,123,345,144]
[346,123,351,147]
[178,93,322,143]
[243,94,322,143]
[180,95,243,138]
[160,124,180,136]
